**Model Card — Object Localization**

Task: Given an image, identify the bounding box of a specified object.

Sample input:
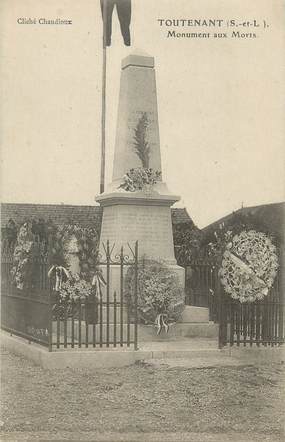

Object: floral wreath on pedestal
[219,230,278,303]
[125,259,185,333]
[119,167,161,192]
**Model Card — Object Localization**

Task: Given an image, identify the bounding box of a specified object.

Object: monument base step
[179,306,209,323]
[138,338,222,359]
[138,322,218,341]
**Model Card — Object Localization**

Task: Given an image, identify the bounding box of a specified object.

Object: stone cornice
[96,191,180,208]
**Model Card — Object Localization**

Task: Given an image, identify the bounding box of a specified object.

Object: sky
[1,0,284,228]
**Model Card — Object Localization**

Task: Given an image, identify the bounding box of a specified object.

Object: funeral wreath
[219,230,279,303]
[125,259,185,333]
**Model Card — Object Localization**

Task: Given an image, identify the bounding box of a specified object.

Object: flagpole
[100,0,107,194]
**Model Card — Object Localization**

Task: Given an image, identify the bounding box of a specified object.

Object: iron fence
[3,240,283,350]
[218,272,285,348]
[51,241,138,350]
[1,253,51,347]
[185,257,284,348]
[1,293,51,347]
[1,241,139,351]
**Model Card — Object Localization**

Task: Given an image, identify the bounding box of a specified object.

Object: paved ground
[0,349,284,441]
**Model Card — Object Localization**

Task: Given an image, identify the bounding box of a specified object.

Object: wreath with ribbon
[125,259,185,333]
[219,230,278,303]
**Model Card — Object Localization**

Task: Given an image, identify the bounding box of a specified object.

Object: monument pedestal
[96,188,185,295]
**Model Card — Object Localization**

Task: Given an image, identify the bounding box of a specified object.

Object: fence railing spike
[127,242,136,259]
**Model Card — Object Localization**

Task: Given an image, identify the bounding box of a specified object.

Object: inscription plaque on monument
[100,204,176,264]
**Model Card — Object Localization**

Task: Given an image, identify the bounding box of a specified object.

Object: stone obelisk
[96,52,184,285]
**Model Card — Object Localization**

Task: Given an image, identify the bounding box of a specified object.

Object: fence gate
[218,271,285,348]
[51,241,139,351]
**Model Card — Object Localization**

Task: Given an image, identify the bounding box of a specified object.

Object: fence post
[48,283,53,352]
[106,240,110,347]
[278,269,284,344]
[217,268,227,349]
[218,295,224,348]
[184,266,187,305]
[134,241,138,350]
[120,246,124,347]
[99,287,103,348]
[113,291,117,347]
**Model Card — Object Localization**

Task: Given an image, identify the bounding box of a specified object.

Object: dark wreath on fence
[49,240,139,322]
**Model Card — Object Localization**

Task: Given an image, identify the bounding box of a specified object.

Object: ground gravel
[0,350,284,440]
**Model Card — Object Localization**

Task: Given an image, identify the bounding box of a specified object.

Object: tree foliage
[203,211,281,260]
[173,222,203,265]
